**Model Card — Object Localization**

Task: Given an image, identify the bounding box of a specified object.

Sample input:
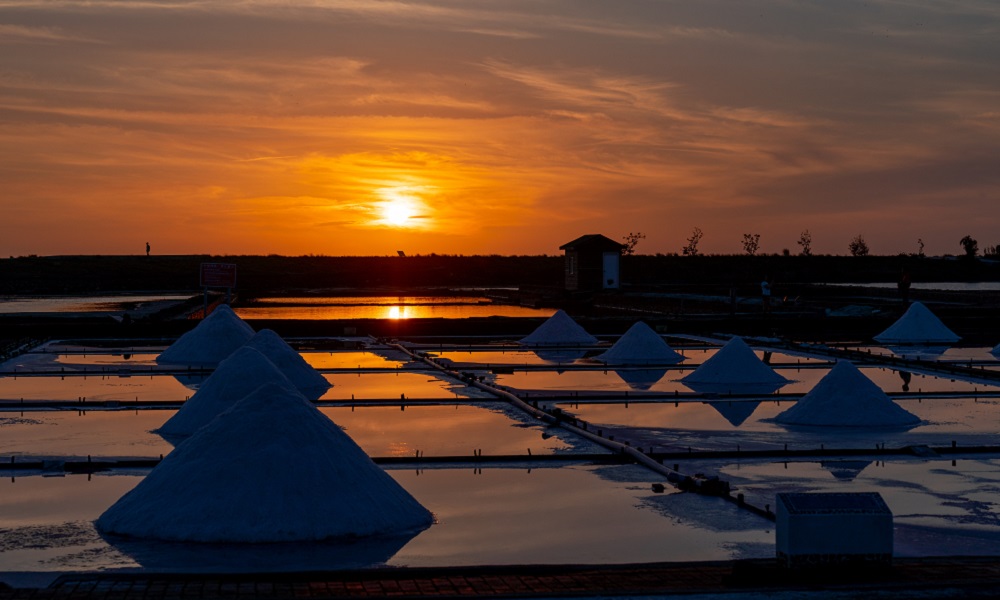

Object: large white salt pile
[774,360,920,427]
[680,337,789,394]
[873,302,960,344]
[596,322,684,365]
[156,304,254,366]
[991,343,1000,357]
[97,382,433,542]
[244,329,330,398]
[158,346,298,437]
[520,310,598,346]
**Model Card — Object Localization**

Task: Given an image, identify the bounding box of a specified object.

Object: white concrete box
[776,492,893,568]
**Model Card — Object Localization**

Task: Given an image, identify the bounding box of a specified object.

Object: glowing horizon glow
[1,1,999,256]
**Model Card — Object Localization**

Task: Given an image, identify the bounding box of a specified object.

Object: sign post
[199,263,237,317]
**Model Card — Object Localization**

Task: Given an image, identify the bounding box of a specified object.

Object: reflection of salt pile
[774,360,920,427]
[705,400,761,427]
[245,329,330,398]
[157,304,254,366]
[873,302,960,344]
[820,460,872,481]
[680,337,789,394]
[614,369,668,390]
[158,347,297,437]
[596,322,683,365]
[520,310,597,346]
[98,382,433,542]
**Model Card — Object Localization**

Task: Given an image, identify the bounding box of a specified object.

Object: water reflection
[101,531,421,572]
[234,297,554,320]
[614,369,667,391]
[704,401,762,427]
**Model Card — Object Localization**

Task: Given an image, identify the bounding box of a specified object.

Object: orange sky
[2,1,999,256]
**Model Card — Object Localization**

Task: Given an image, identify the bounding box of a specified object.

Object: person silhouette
[146,242,150,256]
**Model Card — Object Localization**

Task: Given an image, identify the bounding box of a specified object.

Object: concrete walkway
[4,558,1000,599]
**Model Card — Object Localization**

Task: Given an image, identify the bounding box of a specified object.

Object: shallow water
[0,464,773,574]
[0,295,193,314]
[0,403,591,460]
[557,396,1000,452]
[493,365,1000,396]
[234,296,553,320]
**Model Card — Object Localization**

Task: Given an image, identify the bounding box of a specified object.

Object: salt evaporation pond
[494,365,999,395]
[557,396,1000,452]
[321,404,598,457]
[683,456,1000,556]
[0,403,587,460]
[233,296,554,320]
[0,372,469,402]
[0,464,773,574]
[301,351,409,370]
[0,295,193,314]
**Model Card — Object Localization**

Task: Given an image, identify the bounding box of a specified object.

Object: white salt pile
[681,337,789,391]
[156,304,254,366]
[97,382,433,542]
[520,310,597,346]
[992,342,1000,357]
[873,302,960,344]
[245,329,330,398]
[157,346,298,437]
[774,360,920,427]
[596,322,684,365]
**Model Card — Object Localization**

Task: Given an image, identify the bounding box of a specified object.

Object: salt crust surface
[97,382,433,542]
[681,337,789,385]
[873,301,960,344]
[519,310,598,346]
[245,329,330,396]
[596,322,684,365]
[156,304,255,366]
[158,347,298,436]
[774,360,920,427]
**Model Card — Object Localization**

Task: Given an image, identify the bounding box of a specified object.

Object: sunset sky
[2,1,999,257]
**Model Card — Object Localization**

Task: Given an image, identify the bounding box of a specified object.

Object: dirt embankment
[2,254,998,295]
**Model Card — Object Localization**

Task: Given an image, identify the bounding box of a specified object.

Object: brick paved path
[3,558,1000,599]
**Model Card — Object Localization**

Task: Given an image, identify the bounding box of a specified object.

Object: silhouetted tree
[984,244,999,258]
[960,235,978,258]
[622,232,645,256]
[848,234,869,257]
[742,233,760,256]
[917,238,925,257]
[797,230,812,256]
[682,227,703,256]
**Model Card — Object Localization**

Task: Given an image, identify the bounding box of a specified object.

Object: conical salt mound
[97,383,433,542]
[991,342,1000,357]
[596,322,684,365]
[245,329,330,398]
[158,346,298,437]
[681,338,789,386]
[873,302,960,344]
[774,360,920,427]
[519,310,597,347]
[157,304,255,366]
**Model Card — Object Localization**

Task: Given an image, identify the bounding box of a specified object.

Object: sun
[375,188,428,229]
[381,197,416,226]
